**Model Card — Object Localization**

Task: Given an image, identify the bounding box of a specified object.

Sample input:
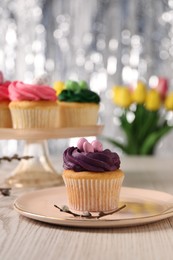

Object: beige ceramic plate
[0,125,104,140]
[14,186,173,228]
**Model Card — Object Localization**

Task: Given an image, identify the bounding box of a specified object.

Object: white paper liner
[58,105,99,127]
[63,177,124,212]
[10,107,59,128]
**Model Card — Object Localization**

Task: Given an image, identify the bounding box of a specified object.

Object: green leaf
[101,136,140,155]
[120,111,132,136]
[101,104,173,155]
[137,110,159,144]
[100,136,128,153]
[140,126,173,155]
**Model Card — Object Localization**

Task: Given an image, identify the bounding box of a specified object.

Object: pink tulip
[156,77,168,100]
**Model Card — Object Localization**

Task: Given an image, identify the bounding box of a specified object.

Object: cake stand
[0,125,103,188]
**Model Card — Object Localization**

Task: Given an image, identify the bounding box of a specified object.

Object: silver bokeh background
[1,0,173,157]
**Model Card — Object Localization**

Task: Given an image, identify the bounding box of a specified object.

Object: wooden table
[0,157,173,260]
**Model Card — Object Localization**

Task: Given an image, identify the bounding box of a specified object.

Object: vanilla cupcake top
[9,81,57,101]
[0,71,11,101]
[55,80,100,103]
[63,138,120,172]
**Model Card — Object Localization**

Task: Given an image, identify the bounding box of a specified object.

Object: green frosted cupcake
[57,80,100,127]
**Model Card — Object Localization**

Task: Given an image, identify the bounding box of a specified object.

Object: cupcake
[63,138,124,212]
[9,81,59,129]
[0,72,12,128]
[55,80,100,127]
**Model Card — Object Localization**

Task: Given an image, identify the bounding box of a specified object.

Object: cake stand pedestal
[0,125,103,188]
[6,140,61,188]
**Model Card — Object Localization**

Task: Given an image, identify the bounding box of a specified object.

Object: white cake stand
[0,125,103,188]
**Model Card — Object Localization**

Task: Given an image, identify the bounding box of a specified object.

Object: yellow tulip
[164,92,173,110]
[145,89,161,111]
[112,86,131,108]
[53,81,65,96]
[112,86,122,105]
[132,81,147,104]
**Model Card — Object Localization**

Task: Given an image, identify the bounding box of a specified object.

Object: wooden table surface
[0,157,173,260]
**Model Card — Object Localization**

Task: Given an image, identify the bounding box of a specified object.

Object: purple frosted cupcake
[62,138,124,212]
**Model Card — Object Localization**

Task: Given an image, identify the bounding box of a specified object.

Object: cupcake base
[0,101,12,128]
[9,101,59,129]
[63,169,124,212]
[57,101,99,127]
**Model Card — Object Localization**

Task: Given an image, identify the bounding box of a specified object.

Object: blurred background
[1,0,173,157]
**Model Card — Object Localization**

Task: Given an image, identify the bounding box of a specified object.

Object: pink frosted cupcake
[0,72,12,128]
[63,138,124,212]
[9,81,59,128]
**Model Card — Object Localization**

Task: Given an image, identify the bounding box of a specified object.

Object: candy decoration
[79,80,89,90]
[91,140,103,152]
[83,141,94,153]
[65,80,79,91]
[77,138,87,151]
[33,73,50,85]
[77,138,103,153]
[53,81,65,96]
[65,80,89,92]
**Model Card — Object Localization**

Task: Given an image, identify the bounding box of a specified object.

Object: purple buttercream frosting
[63,147,121,172]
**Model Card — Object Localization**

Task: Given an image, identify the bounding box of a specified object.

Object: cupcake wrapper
[0,108,12,128]
[58,104,99,127]
[63,177,124,212]
[10,107,59,129]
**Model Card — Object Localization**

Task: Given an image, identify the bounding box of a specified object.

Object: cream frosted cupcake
[63,138,124,212]
[0,72,12,128]
[9,81,59,129]
[55,80,100,127]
